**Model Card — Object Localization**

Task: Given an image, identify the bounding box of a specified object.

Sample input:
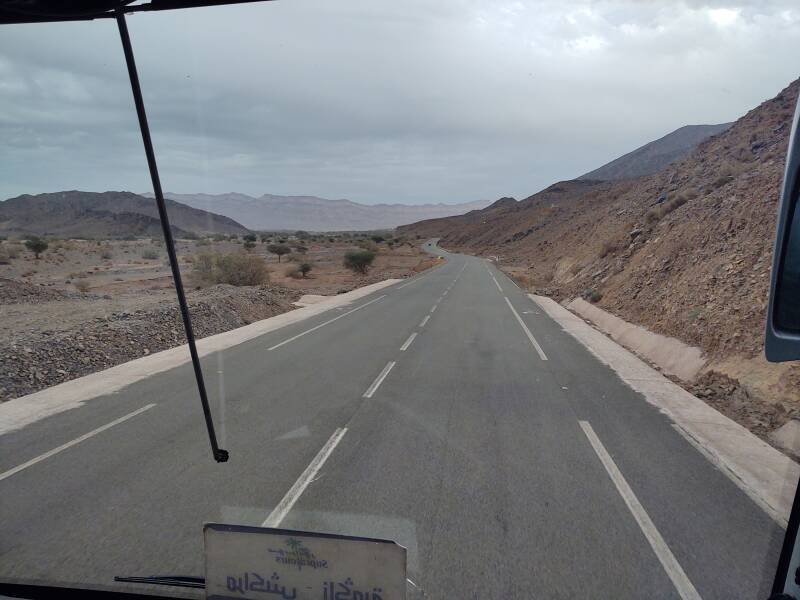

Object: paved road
[0,242,786,599]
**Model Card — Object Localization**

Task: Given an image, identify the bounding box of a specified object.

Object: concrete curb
[567,297,707,381]
[0,279,401,436]
[531,294,798,527]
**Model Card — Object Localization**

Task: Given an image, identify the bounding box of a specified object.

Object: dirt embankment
[0,280,300,401]
[400,78,800,442]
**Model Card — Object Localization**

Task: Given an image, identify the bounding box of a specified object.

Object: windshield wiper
[113,575,204,589]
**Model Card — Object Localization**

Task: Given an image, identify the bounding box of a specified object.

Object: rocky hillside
[402,78,800,413]
[0,191,250,238]
[150,192,491,232]
[578,123,732,181]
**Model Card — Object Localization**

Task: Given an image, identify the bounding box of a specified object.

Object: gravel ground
[0,282,300,402]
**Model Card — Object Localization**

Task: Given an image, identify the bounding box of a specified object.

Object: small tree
[260,234,270,243]
[243,240,256,251]
[371,235,385,244]
[267,243,291,262]
[243,233,257,243]
[299,262,313,278]
[25,237,48,259]
[343,249,375,274]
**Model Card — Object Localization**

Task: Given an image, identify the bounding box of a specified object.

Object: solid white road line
[363,362,396,398]
[504,297,548,360]
[400,332,418,352]
[491,276,503,292]
[429,304,438,314]
[420,315,430,327]
[579,421,701,600]
[262,427,348,527]
[269,295,386,351]
[0,404,156,483]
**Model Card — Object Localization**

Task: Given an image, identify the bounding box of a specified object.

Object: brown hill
[401,78,800,416]
[0,191,250,238]
[578,123,732,181]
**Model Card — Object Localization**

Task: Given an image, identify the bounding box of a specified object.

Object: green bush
[344,249,376,274]
[299,262,313,277]
[194,252,269,286]
[267,244,291,262]
[582,288,602,303]
[243,233,257,243]
[142,249,159,260]
[25,237,48,258]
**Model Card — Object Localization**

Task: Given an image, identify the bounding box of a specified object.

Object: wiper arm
[114,575,205,589]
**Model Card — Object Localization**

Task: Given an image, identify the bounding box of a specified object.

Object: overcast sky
[0,1,798,205]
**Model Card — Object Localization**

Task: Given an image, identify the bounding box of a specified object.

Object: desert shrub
[243,240,256,251]
[267,244,291,262]
[74,279,91,293]
[582,288,602,303]
[294,244,308,254]
[599,239,620,258]
[371,235,385,243]
[211,233,227,242]
[100,248,113,260]
[344,249,376,274]
[196,238,211,247]
[0,248,9,264]
[285,264,303,279]
[260,234,270,243]
[357,240,379,253]
[299,262,313,277]
[6,244,21,259]
[24,237,48,258]
[688,306,704,322]
[243,233,257,243]
[194,252,269,286]
[644,209,661,224]
[181,231,199,240]
[142,249,159,260]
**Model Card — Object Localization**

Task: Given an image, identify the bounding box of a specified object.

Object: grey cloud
[1,1,799,203]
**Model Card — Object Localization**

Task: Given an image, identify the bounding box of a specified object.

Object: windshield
[1,2,800,599]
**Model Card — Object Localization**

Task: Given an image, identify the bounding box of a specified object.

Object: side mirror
[766,95,800,362]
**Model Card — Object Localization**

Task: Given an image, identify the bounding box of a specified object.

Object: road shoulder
[531,293,798,527]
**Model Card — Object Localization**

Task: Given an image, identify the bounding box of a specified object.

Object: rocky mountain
[0,191,250,238]
[578,123,732,181]
[146,192,491,232]
[401,78,800,415]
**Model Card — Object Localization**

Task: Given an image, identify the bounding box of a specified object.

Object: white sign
[204,523,407,600]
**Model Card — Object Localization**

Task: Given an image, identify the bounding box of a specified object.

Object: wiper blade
[114,575,204,589]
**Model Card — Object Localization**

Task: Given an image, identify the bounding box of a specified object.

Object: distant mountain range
[578,123,732,181]
[144,192,492,232]
[0,191,249,238]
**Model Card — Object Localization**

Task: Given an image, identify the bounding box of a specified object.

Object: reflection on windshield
[1,3,800,600]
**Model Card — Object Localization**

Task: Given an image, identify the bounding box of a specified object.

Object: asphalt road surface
[0,242,786,599]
